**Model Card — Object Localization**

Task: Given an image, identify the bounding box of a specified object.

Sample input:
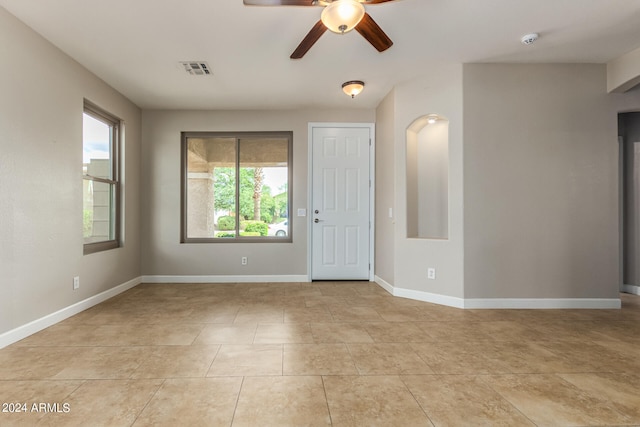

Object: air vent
[180,61,212,76]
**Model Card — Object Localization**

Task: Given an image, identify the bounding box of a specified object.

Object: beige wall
[608,46,640,93]
[141,109,374,278]
[391,65,465,299]
[379,63,640,304]
[410,120,450,239]
[374,90,396,284]
[0,6,142,336]
[463,63,639,299]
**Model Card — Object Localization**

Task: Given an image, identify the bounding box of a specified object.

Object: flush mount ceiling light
[321,0,366,34]
[342,80,365,98]
[427,114,439,124]
[521,33,539,45]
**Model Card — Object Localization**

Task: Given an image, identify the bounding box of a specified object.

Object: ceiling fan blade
[290,20,327,59]
[243,0,316,5]
[244,0,396,4]
[355,12,393,52]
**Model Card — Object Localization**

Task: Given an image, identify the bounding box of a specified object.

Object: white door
[311,125,372,280]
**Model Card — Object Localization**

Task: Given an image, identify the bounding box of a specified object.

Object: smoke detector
[521,33,539,45]
[180,61,212,76]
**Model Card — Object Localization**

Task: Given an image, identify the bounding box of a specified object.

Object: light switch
[297,208,306,217]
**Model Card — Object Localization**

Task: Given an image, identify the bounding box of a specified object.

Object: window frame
[181,131,293,243]
[82,100,121,255]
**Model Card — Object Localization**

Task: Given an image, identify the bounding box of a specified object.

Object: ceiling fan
[243,0,397,59]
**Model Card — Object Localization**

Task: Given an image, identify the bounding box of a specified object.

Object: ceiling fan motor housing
[321,0,366,34]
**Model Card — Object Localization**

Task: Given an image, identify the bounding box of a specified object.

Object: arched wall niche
[406,114,449,239]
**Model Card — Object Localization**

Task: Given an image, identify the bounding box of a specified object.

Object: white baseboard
[394,286,466,308]
[374,276,394,295]
[462,297,621,309]
[375,276,465,308]
[141,275,309,284]
[622,284,640,296]
[374,277,621,309]
[0,276,142,349]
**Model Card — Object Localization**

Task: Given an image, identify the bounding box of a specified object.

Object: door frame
[307,122,376,282]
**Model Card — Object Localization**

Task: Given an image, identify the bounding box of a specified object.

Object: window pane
[186,137,237,238]
[182,132,292,243]
[239,138,289,238]
[83,180,115,243]
[82,103,119,253]
[83,113,112,179]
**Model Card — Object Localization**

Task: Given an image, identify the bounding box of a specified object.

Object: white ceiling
[2,0,640,110]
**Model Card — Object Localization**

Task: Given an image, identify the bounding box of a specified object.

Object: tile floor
[0,281,639,426]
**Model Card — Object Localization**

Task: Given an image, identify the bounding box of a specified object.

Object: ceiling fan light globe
[321,0,365,34]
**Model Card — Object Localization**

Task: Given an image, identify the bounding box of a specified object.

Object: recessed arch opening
[406,114,449,239]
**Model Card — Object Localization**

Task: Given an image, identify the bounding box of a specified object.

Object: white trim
[622,284,640,296]
[306,124,314,282]
[394,286,466,309]
[463,297,621,309]
[307,122,376,281]
[0,276,141,349]
[369,125,376,281]
[374,275,394,295]
[374,279,622,309]
[141,275,309,283]
[618,136,625,294]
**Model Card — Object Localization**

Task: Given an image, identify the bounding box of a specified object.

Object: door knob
[314,218,320,223]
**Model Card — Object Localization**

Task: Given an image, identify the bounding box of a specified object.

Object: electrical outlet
[73,276,80,290]
[427,268,436,280]
[241,256,248,266]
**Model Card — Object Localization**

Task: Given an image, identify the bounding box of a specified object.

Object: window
[181,131,292,242]
[83,101,120,254]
